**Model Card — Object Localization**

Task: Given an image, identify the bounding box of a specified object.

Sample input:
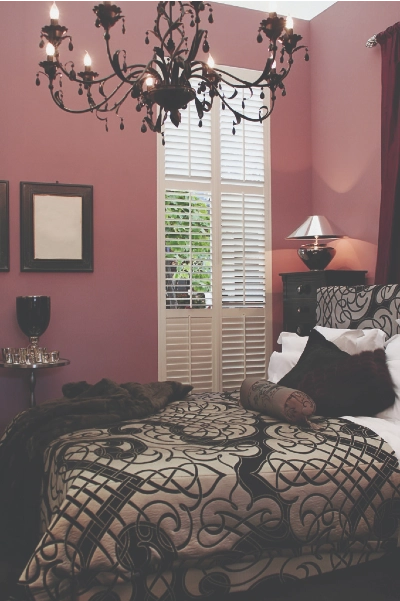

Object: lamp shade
[286,215,343,240]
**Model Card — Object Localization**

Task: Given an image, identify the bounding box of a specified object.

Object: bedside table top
[279,270,368,276]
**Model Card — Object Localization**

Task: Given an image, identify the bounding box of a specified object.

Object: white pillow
[277,331,308,354]
[377,334,400,420]
[384,333,400,357]
[327,330,365,353]
[267,351,299,383]
[277,326,386,354]
[314,326,387,352]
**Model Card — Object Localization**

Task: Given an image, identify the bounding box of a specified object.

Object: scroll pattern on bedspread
[20,392,400,601]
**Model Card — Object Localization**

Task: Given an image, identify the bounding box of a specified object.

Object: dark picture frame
[0,181,10,272]
[20,182,93,272]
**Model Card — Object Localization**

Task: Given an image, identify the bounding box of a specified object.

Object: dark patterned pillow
[240,378,316,426]
[278,329,348,390]
[298,348,395,417]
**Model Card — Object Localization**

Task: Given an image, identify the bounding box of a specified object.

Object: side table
[280,270,367,335]
[0,359,70,408]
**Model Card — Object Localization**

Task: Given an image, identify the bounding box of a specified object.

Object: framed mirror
[0,181,9,272]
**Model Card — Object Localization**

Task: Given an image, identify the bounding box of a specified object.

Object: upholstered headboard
[316,285,400,339]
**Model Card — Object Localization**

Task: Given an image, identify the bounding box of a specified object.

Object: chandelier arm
[111,48,139,84]
[103,34,149,86]
[104,33,117,71]
[213,65,277,89]
[49,73,131,114]
[95,87,134,113]
[162,4,185,47]
[149,3,193,86]
[167,26,190,61]
[209,86,274,122]
[215,71,266,90]
[50,89,103,114]
[188,64,259,95]
[191,62,274,91]
[150,2,185,54]
[56,61,128,86]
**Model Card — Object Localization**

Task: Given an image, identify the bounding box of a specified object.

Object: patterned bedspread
[20,392,400,600]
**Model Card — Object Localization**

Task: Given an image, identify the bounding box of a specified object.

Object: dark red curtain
[375,23,400,284]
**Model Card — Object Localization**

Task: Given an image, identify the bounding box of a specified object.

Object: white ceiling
[212,1,336,20]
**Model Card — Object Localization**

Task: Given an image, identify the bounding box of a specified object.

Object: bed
[5,285,400,601]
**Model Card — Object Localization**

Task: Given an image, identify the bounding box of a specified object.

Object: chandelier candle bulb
[50,2,59,26]
[84,51,92,71]
[46,42,55,61]
[145,75,155,88]
[207,54,215,69]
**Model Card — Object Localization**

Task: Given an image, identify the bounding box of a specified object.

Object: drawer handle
[297,306,310,314]
[297,284,311,294]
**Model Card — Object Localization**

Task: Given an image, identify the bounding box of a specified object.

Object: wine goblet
[16,296,51,358]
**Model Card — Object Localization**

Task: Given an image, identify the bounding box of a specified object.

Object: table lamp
[286,215,344,270]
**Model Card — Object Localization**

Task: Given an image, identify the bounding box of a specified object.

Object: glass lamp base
[297,245,336,270]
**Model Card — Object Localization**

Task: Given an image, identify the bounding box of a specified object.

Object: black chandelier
[37,1,309,140]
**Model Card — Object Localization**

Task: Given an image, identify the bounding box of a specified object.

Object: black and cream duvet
[19,392,400,600]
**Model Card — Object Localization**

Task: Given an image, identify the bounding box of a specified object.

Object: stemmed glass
[16,296,51,359]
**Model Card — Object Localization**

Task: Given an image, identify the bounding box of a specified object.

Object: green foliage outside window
[165,191,212,308]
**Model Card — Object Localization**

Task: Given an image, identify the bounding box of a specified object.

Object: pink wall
[0,2,160,430]
[0,2,311,430]
[270,17,312,342]
[215,8,312,344]
[310,1,400,282]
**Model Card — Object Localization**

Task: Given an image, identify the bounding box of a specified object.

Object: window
[158,67,272,392]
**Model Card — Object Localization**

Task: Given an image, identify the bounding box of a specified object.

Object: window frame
[157,65,273,387]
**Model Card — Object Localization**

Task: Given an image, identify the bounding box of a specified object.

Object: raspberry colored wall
[310,1,400,282]
[0,2,311,429]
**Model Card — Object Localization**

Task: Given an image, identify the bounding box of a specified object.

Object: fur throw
[0,379,192,566]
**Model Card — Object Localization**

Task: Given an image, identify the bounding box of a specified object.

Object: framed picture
[20,182,93,272]
[0,181,9,272]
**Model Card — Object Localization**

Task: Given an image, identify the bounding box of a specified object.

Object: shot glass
[49,351,59,363]
[2,348,15,361]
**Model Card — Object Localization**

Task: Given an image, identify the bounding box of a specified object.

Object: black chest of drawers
[280,270,367,335]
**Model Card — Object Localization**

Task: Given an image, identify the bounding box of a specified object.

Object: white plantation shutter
[165,103,212,180]
[222,310,267,389]
[221,193,265,306]
[166,314,213,393]
[158,66,272,392]
[220,85,264,183]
